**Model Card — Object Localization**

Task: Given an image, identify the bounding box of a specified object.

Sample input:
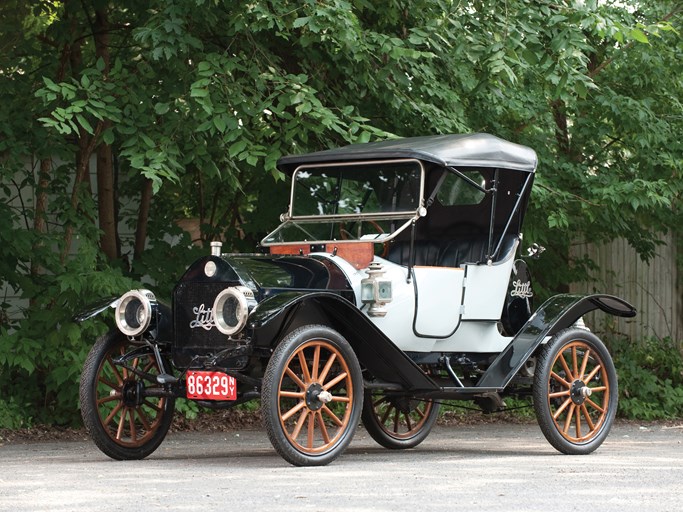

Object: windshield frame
[261,158,426,247]
[288,158,425,221]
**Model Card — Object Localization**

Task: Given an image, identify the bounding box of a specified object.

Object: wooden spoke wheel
[262,325,363,466]
[533,327,617,455]
[80,331,174,460]
[362,392,440,449]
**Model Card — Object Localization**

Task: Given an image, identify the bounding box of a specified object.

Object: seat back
[386,234,517,268]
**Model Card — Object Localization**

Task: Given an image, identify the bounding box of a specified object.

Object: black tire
[533,327,617,455]
[262,325,363,466]
[80,330,175,460]
[362,392,440,449]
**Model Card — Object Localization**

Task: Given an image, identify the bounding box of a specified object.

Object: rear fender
[250,292,438,391]
[476,294,636,390]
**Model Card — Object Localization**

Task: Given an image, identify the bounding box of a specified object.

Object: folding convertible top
[277,133,538,174]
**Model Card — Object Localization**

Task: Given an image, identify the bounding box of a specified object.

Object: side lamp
[360,262,392,317]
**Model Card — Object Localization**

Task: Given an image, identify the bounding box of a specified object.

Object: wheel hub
[122,380,145,407]
[305,383,329,411]
[570,380,592,405]
[389,396,417,414]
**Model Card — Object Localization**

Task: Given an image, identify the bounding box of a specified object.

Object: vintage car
[76,133,636,466]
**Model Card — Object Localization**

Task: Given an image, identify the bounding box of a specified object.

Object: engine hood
[177,253,354,300]
[172,253,354,368]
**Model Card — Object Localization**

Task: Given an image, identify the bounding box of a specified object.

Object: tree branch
[535,183,601,207]
[588,7,682,79]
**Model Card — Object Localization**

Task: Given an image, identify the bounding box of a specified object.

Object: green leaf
[130,155,145,168]
[140,133,155,148]
[630,28,649,44]
[102,129,115,145]
[75,114,94,135]
[19,358,35,374]
[575,80,587,99]
[296,102,312,114]
[196,120,213,132]
[293,17,310,29]
[42,77,61,92]
[154,102,170,115]
[191,87,209,98]
[213,116,227,133]
[553,72,569,99]
[229,139,247,158]
[357,131,371,143]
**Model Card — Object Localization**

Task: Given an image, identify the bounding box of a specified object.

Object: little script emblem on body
[190,304,214,330]
[510,280,533,299]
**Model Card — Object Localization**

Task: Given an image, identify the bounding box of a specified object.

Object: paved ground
[0,422,681,512]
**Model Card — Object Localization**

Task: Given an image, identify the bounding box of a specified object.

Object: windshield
[262,159,424,246]
[291,160,422,218]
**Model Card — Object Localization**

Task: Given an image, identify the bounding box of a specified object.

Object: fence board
[570,233,681,344]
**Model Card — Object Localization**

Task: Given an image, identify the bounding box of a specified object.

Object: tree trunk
[549,99,573,295]
[94,8,119,261]
[134,178,153,260]
[33,158,51,242]
[30,158,51,298]
[60,23,86,264]
[550,99,571,158]
[58,10,105,264]
[61,127,102,264]
[97,130,118,260]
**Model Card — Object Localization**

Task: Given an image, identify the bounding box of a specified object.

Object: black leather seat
[385,240,442,266]
[386,235,517,268]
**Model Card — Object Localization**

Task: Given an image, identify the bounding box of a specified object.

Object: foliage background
[1,0,682,427]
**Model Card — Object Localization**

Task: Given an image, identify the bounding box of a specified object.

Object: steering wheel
[339,220,388,257]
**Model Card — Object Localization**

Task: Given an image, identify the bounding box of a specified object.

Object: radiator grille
[173,281,238,367]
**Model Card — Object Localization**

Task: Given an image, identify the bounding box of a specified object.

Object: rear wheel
[262,325,363,466]
[362,392,440,449]
[80,330,175,460]
[533,328,617,455]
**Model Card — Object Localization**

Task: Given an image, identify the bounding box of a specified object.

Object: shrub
[610,336,683,420]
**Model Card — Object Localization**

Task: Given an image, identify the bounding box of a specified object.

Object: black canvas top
[277,133,538,173]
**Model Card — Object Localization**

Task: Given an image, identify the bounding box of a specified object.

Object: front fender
[250,291,438,391]
[476,293,636,390]
[73,294,173,342]
[72,296,120,323]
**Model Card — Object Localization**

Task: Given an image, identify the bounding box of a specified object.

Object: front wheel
[80,330,175,460]
[533,328,617,455]
[362,392,440,449]
[262,325,363,466]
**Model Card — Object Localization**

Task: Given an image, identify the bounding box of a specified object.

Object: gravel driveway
[1,422,681,512]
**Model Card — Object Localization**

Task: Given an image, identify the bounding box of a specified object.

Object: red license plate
[186,371,237,400]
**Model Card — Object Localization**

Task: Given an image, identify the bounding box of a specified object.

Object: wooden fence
[569,233,682,344]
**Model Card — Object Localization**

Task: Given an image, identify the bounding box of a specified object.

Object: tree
[0,0,681,427]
